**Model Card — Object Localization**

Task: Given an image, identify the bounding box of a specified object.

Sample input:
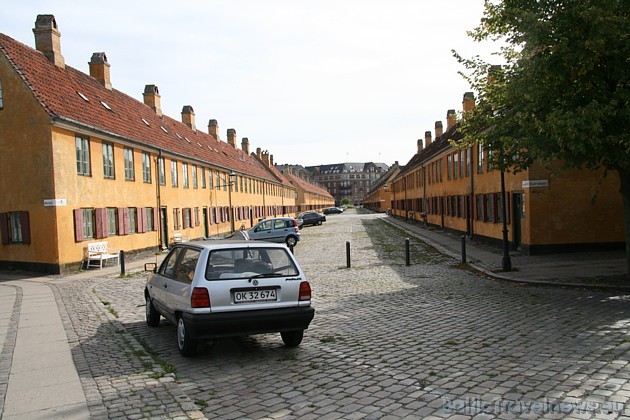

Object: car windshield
[205,247,299,280]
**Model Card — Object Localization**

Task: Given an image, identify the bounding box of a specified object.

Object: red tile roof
[0,33,279,183]
[285,172,333,198]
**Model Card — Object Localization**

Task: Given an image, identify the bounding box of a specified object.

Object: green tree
[453,0,630,279]
[341,197,351,206]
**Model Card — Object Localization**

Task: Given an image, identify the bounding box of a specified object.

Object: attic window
[77,92,89,102]
[175,133,182,139]
[160,126,168,133]
[141,118,150,126]
[184,137,191,143]
[100,101,112,111]
[197,142,203,148]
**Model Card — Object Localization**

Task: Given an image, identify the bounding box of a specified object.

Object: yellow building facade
[389,96,624,254]
[0,15,314,273]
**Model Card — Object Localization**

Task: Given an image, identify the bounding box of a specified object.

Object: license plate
[233,289,277,303]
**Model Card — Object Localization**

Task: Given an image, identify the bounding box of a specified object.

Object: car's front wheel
[281,330,304,347]
[286,235,298,247]
[177,316,197,357]
[316,220,322,225]
[146,295,160,327]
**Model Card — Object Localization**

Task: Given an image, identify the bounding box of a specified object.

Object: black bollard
[346,241,351,268]
[120,250,126,276]
[405,238,410,266]
[461,236,466,264]
[289,244,294,255]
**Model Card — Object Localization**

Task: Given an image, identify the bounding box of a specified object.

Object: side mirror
[144,262,157,273]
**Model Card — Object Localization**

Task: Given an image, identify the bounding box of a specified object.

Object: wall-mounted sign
[522,180,549,188]
[44,198,67,207]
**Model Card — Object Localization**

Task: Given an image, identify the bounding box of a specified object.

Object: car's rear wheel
[146,295,160,327]
[281,330,304,347]
[177,316,197,357]
[286,236,298,247]
[316,220,322,225]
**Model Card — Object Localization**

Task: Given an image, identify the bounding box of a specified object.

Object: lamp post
[228,170,236,233]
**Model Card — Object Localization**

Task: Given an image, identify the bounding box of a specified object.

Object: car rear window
[205,247,299,280]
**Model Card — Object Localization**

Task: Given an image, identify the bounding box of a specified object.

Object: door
[160,207,168,249]
[512,192,524,251]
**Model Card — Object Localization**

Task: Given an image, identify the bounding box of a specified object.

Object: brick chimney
[89,52,112,90]
[256,147,262,159]
[417,139,424,153]
[446,109,457,130]
[208,119,219,140]
[270,155,274,166]
[181,105,196,131]
[227,129,236,148]
[241,138,250,154]
[435,121,443,138]
[143,85,162,116]
[424,131,432,147]
[261,150,270,166]
[462,92,475,112]
[33,15,65,68]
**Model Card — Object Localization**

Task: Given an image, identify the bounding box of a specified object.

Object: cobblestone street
[54,210,630,419]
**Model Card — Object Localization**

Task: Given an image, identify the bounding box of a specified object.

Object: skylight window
[175,133,182,139]
[100,101,112,110]
[141,118,150,126]
[77,92,90,102]
[184,137,191,143]
[160,126,168,133]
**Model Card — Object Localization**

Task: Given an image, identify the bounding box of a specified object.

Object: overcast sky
[2,1,498,167]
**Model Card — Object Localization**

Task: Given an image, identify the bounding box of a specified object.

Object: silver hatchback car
[145,241,315,356]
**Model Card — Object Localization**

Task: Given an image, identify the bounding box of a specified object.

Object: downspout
[156,150,163,249]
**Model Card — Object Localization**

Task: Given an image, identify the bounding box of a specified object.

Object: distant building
[305,163,389,206]
[363,162,402,213]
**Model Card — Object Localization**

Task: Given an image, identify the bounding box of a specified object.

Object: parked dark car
[323,207,343,215]
[297,212,326,227]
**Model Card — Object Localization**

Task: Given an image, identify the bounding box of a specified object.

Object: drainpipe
[156,150,163,249]
[470,147,475,238]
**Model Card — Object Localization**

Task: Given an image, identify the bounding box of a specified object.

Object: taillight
[292,219,298,227]
[299,281,311,301]
[191,287,210,308]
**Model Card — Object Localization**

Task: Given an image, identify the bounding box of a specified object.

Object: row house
[0,15,309,273]
[389,93,624,255]
[362,162,401,213]
[277,166,335,212]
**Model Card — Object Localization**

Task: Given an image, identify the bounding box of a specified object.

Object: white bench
[173,233,190,244]
[85,241,120,269]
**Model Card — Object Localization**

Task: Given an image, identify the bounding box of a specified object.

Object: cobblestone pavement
[57,210,630,419]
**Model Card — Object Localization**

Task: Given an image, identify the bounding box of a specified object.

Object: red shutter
[118,207,126,235]
[73,209,84,242]
[0,213,9,245]
[20,212,31,244]
[139,208,146,233]
[153,208,159,231]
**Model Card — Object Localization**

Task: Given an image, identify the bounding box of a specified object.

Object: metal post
[120,250,126,276]
[405,238,410,266]
[461,236,467,264]
[346,241,351,268]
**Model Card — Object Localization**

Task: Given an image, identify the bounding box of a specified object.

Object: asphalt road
[52,210,630,419]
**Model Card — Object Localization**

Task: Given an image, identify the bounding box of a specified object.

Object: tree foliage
[453,0,630,279]
[453,0,629,173]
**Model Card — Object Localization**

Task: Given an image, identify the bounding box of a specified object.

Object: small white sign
[44,198,67,207]
[522,180,549,188]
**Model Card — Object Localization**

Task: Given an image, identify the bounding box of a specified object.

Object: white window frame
[142,152,151,183]
[102,142,115,179]
[124,148,135,181]
[76,136,91,176]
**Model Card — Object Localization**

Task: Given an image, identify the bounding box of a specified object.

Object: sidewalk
[382,215,629,290]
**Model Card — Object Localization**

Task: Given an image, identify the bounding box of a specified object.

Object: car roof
[183,240,288,250]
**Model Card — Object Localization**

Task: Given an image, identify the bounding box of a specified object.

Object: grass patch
[195,399,208,408]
